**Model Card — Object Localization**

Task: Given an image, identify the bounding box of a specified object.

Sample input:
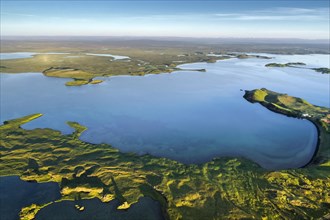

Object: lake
[0,176,61,220]
[1,54,329,169]
[0,176,164,220]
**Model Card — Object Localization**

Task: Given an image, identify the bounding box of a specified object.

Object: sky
[1,0,329,39]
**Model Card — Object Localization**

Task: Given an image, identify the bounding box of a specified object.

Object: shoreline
[301,119,321,168]
[2,113,330,219]
[243,88,329,168]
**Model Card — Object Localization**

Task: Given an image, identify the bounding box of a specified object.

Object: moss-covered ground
[1,90,330,220]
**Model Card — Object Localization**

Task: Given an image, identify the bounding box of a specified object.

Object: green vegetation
[1,108,330,219]
[43,67,94,79]
[43,67,104,86]
[265,63,330,74]
[265,62,306,67]
[0,113,43,131]
[89,80,103,84]
[244,88,330,164]
[65,80,90,86]
[312,68,330,74]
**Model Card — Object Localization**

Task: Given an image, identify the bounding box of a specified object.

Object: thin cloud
[233,15,324,21]
[0,12,37,17]
[214,7,329,21]
[119,7,328,22]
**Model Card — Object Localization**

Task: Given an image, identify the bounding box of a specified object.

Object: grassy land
[1,91,330,220]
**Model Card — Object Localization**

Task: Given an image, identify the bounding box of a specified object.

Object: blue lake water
[0,52,129,60]
[1,54,329,169]
[0,52,38,60]
[0,176,61,220]
[0,176,163,220]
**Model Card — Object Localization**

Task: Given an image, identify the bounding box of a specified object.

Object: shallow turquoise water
[1,54,329,169]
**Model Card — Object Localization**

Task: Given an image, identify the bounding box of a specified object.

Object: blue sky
[1,1,329,39]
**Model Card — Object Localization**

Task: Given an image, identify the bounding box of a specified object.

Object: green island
[0,41,289,88]
[43,67,103,86]
[265,63,330,74]
[312,68,330,74]
[265,62,306,67]
[1,89,329,220]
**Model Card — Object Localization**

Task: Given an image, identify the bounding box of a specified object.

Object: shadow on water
[0,176,165,220]
[0,176,61,220]
[35,197,165,220]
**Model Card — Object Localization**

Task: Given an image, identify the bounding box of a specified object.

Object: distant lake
[1,54,329,169]
[0,52,127,60]
[0,52,71,60]
[0,52,38,60]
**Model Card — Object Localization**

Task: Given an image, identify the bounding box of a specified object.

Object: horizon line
[1,35,329,41]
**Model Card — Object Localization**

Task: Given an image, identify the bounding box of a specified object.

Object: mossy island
[312,67,330,74]
[43,67,104,86]
[235,54,272,59]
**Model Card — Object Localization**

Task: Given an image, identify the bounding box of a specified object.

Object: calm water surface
[0,176,61,220]
[0,176,163,220]
[0,52,70,60]
[1,54,329,169]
